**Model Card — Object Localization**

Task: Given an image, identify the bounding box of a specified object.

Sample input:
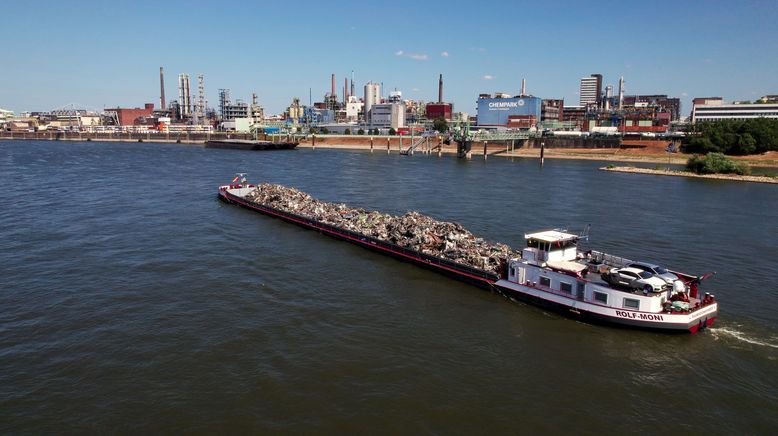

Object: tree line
[684,118,778,155]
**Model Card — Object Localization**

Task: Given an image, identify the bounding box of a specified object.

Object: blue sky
[1,0,776,116]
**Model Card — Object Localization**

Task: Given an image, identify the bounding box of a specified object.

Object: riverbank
[4,133,778,167]
[600,165,778,184]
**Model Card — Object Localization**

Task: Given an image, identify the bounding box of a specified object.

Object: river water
[1,140,776,433]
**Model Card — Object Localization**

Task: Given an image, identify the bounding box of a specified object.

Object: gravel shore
[600,166,778,184]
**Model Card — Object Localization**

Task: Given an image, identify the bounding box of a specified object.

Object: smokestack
[350,70,355,97]
[331,73,336,97]
[159,67,166,110]
[438,74,443,103]
[520,78,526,97]
[345,77,349,102]
[618,76,625,109]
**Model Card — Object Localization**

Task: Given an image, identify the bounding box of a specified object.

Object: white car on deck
[604,267,669,293]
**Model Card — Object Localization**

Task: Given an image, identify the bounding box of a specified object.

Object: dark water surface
[1,140,776,433]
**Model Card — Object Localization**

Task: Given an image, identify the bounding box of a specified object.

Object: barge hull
[205,140,297,150]
[219,190,499,290]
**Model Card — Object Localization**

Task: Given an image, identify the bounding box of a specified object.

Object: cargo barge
[205,139,297,150]
[218,177,718,333]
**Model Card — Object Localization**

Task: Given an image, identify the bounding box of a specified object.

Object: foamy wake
[711,327,778,349]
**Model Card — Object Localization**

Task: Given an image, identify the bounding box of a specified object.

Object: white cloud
[412,87,420,92]
[395,50,428,61]
[681,92,688,97]
[440,51,449,57]
[483,75,495,80]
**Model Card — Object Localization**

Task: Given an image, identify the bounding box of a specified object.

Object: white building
[579,74,602,106]
[370,102,405,129]
[364,82,381,122]
[0,108,14,128]
[345,96,363,122]
[691,98,778,123]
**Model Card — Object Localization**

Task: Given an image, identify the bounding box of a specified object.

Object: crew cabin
[505,230,671,313]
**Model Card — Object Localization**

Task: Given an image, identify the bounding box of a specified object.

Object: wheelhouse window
[593,291,608,304]
[623,298,640,310]
[539,277,551,287]
[560,282,572,293]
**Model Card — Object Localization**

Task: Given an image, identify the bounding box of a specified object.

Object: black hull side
[205,140,298,150]
[219,191,498,291]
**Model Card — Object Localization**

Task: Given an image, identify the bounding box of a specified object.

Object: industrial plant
[2,67,777,138]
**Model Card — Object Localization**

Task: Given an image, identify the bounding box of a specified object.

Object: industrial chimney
[438,74,443,103]
[618,76,625,109]
[520,78,526,97]
[331,73,336,97]
[350,70,355,98]
[159,67,166,110]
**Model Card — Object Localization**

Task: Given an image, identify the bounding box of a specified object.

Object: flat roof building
[691,99,778,123]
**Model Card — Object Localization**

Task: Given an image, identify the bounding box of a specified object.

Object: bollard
[370,137,373,152]
[387,137,390,154]
[312,134,316,149]
[483,141,488,160]
[540,141,545,166]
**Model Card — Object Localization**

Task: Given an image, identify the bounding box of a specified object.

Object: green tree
[344,128,351,135]
[357,128,365,135]
[684,118,778,155]
[686,152,751,175]
[432,117,449,133]
[321,127,329,134]
[388,127,396,136]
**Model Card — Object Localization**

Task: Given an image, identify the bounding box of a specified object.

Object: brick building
[107,103,155,126]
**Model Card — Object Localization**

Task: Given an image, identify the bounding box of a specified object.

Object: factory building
[370,102,405,129]
[541,99,564,122]
[425,73,452,121]
[222,100,249,121]
[623,95,681,121]
[691,97,778,123]
[106,103,155,126]
[476,94,541,128]
[426,103,452,120]
[345,96,363,122]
